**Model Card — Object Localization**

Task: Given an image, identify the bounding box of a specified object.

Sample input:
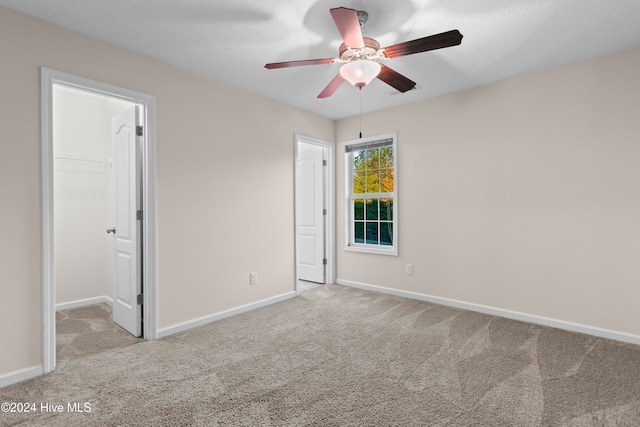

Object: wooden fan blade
[265,58,337,69]
[382,30,463,59]
[330,7,364,49]
[376,65,416,93]
[317,74,346,98]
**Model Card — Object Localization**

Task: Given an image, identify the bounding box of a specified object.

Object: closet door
[111,106,142,337]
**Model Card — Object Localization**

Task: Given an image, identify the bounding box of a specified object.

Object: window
[344,133,397,255]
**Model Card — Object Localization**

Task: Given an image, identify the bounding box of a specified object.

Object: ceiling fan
[265,7,463,98]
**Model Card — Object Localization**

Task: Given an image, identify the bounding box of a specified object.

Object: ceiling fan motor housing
[339,37,381,62]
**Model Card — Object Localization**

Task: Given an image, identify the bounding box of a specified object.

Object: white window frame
[343,132,398,256]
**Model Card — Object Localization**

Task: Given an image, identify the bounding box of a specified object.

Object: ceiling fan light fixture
[340,60,381,89]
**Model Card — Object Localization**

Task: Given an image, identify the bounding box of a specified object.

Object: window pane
[354,222,364,243]
[366,222,378,244]
[380,169,393,193]
[354,199,364,220]
[367,148,379,170]
[380,146,393,169]
[366,198,378,220]
[353,171,365,194]
[379,198,393,221]
[353,150,366,168]
[366,170,380,193]
[380,222,393,246]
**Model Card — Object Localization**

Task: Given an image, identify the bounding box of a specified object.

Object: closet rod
[54,152,112,165]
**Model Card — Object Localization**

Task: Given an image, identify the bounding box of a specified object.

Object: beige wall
[336,47,640,336]
[0,7,333,378]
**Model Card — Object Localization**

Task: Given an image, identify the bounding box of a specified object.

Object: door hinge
[323,258,327,265]
[137,210,143,221]
[323,208,327,215]
[323,159,327,166]
[137,294,143,305]
[136,126,144,137]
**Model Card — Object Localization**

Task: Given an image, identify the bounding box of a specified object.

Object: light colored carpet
[56,303,143,362]
[2,284,640,426]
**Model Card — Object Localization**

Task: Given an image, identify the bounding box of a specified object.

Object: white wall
[53,88,133,307]
[336,47,640,339]
[0,6,334,381]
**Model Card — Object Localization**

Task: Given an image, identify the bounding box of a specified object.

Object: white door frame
[294,134,335,291]
[41,67,157,373]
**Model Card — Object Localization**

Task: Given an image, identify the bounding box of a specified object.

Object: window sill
[343,244,398,256]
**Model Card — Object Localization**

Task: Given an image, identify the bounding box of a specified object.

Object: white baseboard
[55,295,113,311]
[336,279,640,346]
[0,365,44,389]
[157,291,297,339]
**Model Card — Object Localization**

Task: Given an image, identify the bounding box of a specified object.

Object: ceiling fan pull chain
[359,88,363,139]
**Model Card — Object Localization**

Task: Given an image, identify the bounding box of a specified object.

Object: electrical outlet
[250,272,258,285]
[405,264,413,275]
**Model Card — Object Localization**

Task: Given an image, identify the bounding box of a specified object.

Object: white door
[111,106,142,336]
[296,142,326,283]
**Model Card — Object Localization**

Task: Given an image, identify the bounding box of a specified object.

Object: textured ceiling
[1,0,639,120]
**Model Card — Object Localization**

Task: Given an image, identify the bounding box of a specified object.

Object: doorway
[294,134,335,293]
[53,84,135,312]
[41,68,157,374]
[54,86,144,337]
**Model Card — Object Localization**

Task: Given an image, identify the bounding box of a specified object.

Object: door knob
[107,227,116,234]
